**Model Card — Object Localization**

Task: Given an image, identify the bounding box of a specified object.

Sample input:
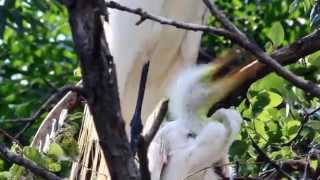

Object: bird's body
[104,0,207,126]
[148,65,243,180]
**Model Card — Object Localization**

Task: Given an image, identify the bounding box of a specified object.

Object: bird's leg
[130,61,150,155]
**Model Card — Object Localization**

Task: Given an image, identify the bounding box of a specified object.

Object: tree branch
[65,0,140,179]
[12,85,84,138]
[143,99,169,146]
[104,1,233,37]
[0,128,22,147]
[249,136,293,180]
[201,0,320,98]
[0,142,62,180]
[103,0,320,98]
[283,106,320,146]
[137,99,169,180]
[212,29,320,110]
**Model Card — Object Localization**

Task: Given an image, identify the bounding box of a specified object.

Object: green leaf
[0,171,10,180]
[48,143,65,159]
[267,22,285,47]
[9,165,25,180]
[46,162,61,172]
[266,91,283,108]
[23,147,43,166]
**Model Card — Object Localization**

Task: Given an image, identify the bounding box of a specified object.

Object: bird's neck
[175,103,210,132]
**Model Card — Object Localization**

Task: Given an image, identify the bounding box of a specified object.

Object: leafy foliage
[0,111,81,179]
[0,0,79,144]
[0,0,320,179]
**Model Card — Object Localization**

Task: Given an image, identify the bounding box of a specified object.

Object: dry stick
[13,85,85,138]
[0,142,62,180]
[302,155,310,179]
[143,99,169,146]
[105,1,320,98]
[249,136,293,180]
[137,100,169,180]
[130,61,150,180]
[202,0,320,98]
[105,1,233,37]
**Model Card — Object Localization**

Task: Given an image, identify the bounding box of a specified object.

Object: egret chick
[148,64,243,180]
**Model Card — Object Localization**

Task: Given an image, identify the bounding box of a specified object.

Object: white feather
[104,0,207,127]
[148,65,243,180]
[43,134,50,153]
[58,109,68,129]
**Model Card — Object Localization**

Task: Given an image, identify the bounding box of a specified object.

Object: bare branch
[131,61,150,155]
[136,99,169,180]
[104,1,233,36]
[104,0,320,97]
[143,99,169,146]
[0,128,22,147]
[65,0,139,178]
[202,0,245,36]
[12,85,84,138]
[212,30,320,111]
[0,142,62,180]
[201,0,320,98]
[249,136,293,180]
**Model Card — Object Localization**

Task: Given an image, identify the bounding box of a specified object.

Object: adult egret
[148,63,243,180]
[104,0,208,128]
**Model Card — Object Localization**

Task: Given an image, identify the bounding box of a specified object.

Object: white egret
[148,64,243,180]
[104,0,208,128]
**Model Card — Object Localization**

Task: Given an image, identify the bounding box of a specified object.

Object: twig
[143,99,169,146]
[131,61,150,155]
[249,136,293,180]
[0,142,62,180]
[104,1,233,37]
[129,61,150,180]
[302,155,310,179]
[202,0,245,36]
[104,1,320,98]
[0,128,22,147]
[283,106,320,146]
[201,0,320,98]
[13,85,85,138]
[137,99,168,180]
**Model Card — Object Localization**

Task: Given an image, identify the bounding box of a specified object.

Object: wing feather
[104,0,207,126]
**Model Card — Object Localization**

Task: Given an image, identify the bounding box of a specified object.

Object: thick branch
[212,30,320,110]
[0,143,62,180]
[202,0,320,98]
[65,0,139,179]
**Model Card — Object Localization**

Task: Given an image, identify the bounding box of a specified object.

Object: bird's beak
[200,53,263,117]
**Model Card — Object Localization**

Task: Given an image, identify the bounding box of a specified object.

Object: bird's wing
[104,0,207,125]
[147,132,168,180]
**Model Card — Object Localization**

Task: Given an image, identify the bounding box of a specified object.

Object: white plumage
[148,65,243,180]
[104,0,207,128]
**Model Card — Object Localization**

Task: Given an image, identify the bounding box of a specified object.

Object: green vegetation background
[0,0,320,178]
